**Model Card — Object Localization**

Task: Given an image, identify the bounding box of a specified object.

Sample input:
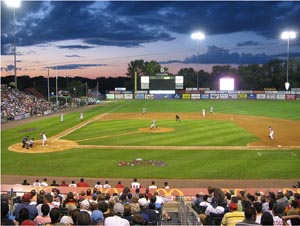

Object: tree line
[1,58,299,98]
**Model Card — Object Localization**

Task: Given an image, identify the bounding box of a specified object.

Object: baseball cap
[138,198,148,207]
[91,210,104,223]
[113,203,124,214]
[80,199,90,209]
[22,193,31,202]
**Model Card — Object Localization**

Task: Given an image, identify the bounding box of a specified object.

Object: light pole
[5,0,21,89]
[281,31,296,90]
[191,32,205,90]
[56,66,58,105]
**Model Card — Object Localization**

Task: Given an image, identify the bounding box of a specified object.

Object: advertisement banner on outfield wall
[154,94,173,99]
[135,94,145,99]
[145,94,154,99]
[253,90,265,94]
[266,93,276,99]
[265,91,278,94]
[182,94,191,99]
[228,90,241,94]
[210,94,220,99]
[228,94,238,99]
[296,94,300,100]
[277,91,288,95]
[115,94,124,99]
[256,94,266,99]
[241,90,253,94]
[247,94,257,99]
[135,90,148,94]
[201,94,209,99]
[174,94,181,99]
[205,90,217,94]
[220,94,229,99]
[109,90,121,94]
[238,94,248,99]
[124,94,133,99]
[106,94,115,100]
[276,94,285,100]
[191,94,201,99]
[286,94,296,100]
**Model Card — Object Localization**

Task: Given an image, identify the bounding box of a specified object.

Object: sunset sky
[1,1,300,79]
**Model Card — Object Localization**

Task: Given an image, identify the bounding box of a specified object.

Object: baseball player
[41,132,47,146]
[202,109,206,117]
[269,126,274,140]
[176,114,181,122]
[22,136,29,148]
[150,119,157,129]
[142,107,147,114]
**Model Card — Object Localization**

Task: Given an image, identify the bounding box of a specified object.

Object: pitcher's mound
[138,127,174,133]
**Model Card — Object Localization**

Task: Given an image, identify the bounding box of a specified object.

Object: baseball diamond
[1,100,300,190]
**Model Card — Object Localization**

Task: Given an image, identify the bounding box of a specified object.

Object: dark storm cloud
[2,0,300,68]
[2,64,22,72]
[237,41,260,47]
[58,45,94,50]
[2,1,299,48]
[179,46,300,65]
[48,64,107,70]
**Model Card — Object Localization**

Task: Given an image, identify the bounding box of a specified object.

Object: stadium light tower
[5,0,21,89]
[191,31,205,90]
[281,31,296,91]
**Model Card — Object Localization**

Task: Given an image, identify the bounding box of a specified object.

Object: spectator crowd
[191,185,300,226]
[1,86,57,122]
[1,178,172,225]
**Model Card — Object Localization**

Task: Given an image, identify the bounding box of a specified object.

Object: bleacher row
[2,178,300,226]
[1,86,58,122]
[1,179,174,225]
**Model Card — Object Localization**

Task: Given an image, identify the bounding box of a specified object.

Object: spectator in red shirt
[77,178,89,187]
[60,181,68,187]
[116,181,124,189]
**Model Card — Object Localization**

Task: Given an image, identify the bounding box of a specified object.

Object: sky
[1,0,300,79]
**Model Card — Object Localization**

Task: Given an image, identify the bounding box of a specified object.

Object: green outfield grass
[1,100,300,179]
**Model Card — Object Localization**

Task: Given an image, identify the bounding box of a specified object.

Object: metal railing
[177,196,201,226]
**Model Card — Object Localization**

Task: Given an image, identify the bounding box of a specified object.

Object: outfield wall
[106,90,300,100]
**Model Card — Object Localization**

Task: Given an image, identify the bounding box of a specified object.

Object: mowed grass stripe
[115,100,300,120]
[2,148,298,179]
[67,120,257,146]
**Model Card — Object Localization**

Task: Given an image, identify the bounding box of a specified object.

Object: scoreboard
[141,75,183,90]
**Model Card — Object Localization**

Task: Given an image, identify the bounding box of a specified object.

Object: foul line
[52,113,108,141]
[257,151,298,156]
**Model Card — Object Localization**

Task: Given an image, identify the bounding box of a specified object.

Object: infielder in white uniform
[269,126,274,140]
[202,109,206,117]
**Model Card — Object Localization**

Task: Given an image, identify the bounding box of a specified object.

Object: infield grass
[1,100,300,179]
